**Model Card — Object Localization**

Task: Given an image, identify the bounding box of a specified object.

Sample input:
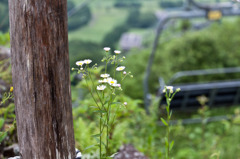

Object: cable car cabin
[158,67,240,111]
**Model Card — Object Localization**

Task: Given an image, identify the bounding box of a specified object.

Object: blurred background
[1,0,240,158]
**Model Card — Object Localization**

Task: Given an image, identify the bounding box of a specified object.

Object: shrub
[126,9,156,28]
[123,20,240,99]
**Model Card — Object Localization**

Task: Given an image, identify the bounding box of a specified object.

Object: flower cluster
[97,74,121,91]
[72,47,133,158]
[72,47,132,95]
[163,86,181,94]
[75,59,92,70]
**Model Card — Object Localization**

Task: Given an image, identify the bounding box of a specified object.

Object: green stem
[88,72,107,112]
[84,80,101,110]
[100,113,103,159]
[1,92,12,105]
[167,105,170,159]
[109,103,120,133]
[114,56,117,79]
[106,95,113,156]
[105,59,108,74]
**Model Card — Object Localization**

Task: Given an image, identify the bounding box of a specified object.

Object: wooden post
[8,0,75,158]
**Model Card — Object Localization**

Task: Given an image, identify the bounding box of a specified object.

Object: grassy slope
[68,1,128,43]
[68,0,161,44]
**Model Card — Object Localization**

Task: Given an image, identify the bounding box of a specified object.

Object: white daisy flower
[100,74,110,78]
[107,77,117,86]
[112,83,121,87]
[103,47,111,52]
[97,85,106,91]
[166,86,173,90]
[76,61,85,66]
[116,66,125,71]
[84,59,92,64]
[163,86,174,93]
[124,102,127,106]
[103,78,108,83]
[114,50,121,54]
[99,78,108,83]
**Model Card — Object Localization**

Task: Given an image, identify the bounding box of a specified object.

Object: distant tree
[114,0,141,8]
[126,9,156,28]
[67,1,75,11]
[101,24,129,51]
[68,5,92,31]
[126,9,140,28]
[159,0,183,8]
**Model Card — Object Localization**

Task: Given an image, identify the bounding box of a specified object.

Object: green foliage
[0,32,10,46]
[68,4,92,31]
[73,117,98,152]
[69,40,102,68]
[126,9,140,28]
[161,86,180,159]
[0,95,15,144]
[114,0,142,8]
[0,45,15,148]
[72,48,134,158]
[101,8,156,51]
[68,6,128,43]
[72,82,142,157]
[179,20,191,31]
[123,19,240,99]
[72,70,240,158]
[159,0,183,8]
[0,59,12,84]
[170,111,240,159]
[101,24,129,50]
[122,48,170,99]
[126,9,156,28]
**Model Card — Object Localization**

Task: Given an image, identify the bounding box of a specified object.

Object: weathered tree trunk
[8,0,75,158]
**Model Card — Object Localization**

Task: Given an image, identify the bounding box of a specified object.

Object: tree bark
[8,0,75,158]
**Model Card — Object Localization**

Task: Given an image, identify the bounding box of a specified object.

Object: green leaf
[91,133,101,138]
[0,131,7,143]
[90,106,98,109]
[84,144,97,151]
[161,118,168,126]
[94,137,106,147]
[104,97,110,105]
[101,141,106,147]
[164,137,168,146]
[93,136,100,143]
[109,152,118,158]
[169,110,173,118]
[110,102,122,106]
[94,110,106,114]
[170,141,174,151]
[0,118,4,128]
